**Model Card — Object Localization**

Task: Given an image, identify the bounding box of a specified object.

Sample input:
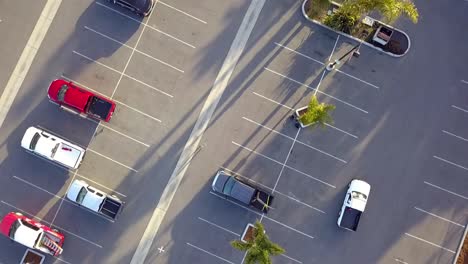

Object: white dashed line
[452,105,468,113]
[158,1,207,24]
[84,26,184,73]
[186,243,235,264]
[433,155,468,172]
[414,207,465,227]
[424,181,468,200]
[264,67,368,113]
[0,200,103,248]
[232,141,336,188]
[87,148,138,172]
[95,1,196,48]
[404,233,455,253]
[72,50,174,98]
[442,130,468,142]
[197,217,240,236]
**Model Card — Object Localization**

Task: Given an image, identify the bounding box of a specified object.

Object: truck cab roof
[48,79,92,112]
[212,171,256,204]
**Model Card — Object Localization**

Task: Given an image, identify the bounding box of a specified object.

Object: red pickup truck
[48,79,116,122]
[0,212,65,256]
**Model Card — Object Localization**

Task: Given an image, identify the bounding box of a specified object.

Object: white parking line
[452,105,468,113]
[433,155,468,172]
[251,92,358,138]
[197,217,240,236]
[394,258,409,264]
[75,172,126,197]
[414,207,465,228]
[461,80,468,85]
[274,42,324,65]
[232,141,336,188]
[329,35,340,61]
[95,1,196,49]
[221,167,326,214]
[208,191,315,240]
[241,117,347,163]
[335,69,380,89]
[72,50,174,98]
[158,1,207,24]
[273,128,300,192]
[84,26,184,73]
[281,253,303,264]
[13,176,62,199]
[99,123,150,147]
[442,130,468,142]
[186,243,235,264]
[0,200,103,248]
[404,233,455,253]
[87,148,138,172]
[264,67,368,114]
[424,181,468,200]
[60,75,163,123]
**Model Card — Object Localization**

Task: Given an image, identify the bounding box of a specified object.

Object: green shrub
[307,0,330,20]
[324,9,358,34]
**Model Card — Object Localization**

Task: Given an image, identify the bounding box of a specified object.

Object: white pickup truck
[66,180,123,220]
[337,179,371,231]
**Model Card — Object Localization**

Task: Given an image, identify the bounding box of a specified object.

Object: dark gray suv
[108,0,155,16]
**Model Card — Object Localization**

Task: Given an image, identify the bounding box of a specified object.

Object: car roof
[48,79,92,111]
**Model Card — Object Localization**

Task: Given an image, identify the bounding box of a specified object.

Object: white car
[21,126,85,169]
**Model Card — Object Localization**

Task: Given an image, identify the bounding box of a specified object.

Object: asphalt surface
[0,0,467,264]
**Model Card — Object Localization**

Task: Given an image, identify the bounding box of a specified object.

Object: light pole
[326,43,361,71]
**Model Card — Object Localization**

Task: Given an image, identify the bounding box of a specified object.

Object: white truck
[66,180,123,220]
[337,179,371,231]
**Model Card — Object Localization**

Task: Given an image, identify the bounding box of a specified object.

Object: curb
[301,0,411,58]
[453,224,468,264]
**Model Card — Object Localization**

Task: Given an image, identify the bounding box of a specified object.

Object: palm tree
[299,96,335,128]
[231,221,285,264]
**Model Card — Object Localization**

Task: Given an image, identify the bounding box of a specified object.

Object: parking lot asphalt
[0,0,467,264]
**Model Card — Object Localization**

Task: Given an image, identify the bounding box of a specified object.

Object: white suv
[21,126,85,169]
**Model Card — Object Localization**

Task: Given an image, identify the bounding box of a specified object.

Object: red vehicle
[0,212,64,256]
[48,79,116,122]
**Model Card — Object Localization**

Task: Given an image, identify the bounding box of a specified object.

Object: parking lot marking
[414,207,465,228]
[452,105,468,113]
[72,50,173,98]
[274,42,324,65]
[186,243,235,264]
[158,1,207,24]
[232,141,336,188]
[87,148,138,172]
[433,155,468,172]
[84,26,184,73]
[461,80,468,85]
[95,1,196,49]
[50,171,79,227]
[250,93,358,138]
[329,35,340,61]
[240,118,347,163]
[281,253,303,264]
[394,258,409,264]
[221,167,326,214]
[99,123,150,147]
[442,130,468,142]
[273,128,300,191]
[13,176,62,200]
[60,75,164,122]
[0,0,62,129]
[335,69,380,89]
[263,215,315,239]
[0,200,103,248]
[404,233,455,253]
[75,172,126,197]
[198,217,240,236]
[424,181,468,200]
[131,1,265,262]
[264,67,369,114]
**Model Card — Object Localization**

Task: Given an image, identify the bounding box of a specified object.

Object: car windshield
[8,220,21,239]
[76,187,88,204]
[352,191,367,201]
[29,133,41,150]
[50,143,60,158]
[57,84,69,102]
[223,177,236,195]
